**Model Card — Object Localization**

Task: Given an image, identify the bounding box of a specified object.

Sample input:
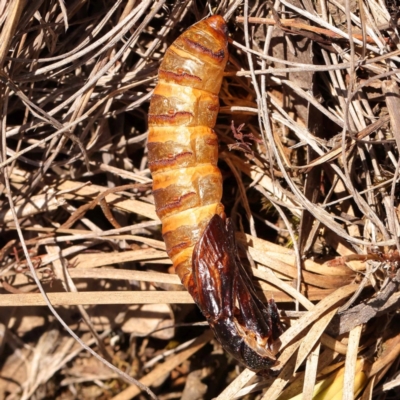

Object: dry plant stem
[0,0,25,68]
[390,157,400,250]
[0,75,90,195]
[341,0,375,247]
[342,325,363,400]
[25,234,147,262]
[1,0,162,187]
[369,332,400,377]
[278,285,358,351]
[20,329,108,397]
[55,180,157,220]
[233,376,276,399]
[302,344,321,400]
[95,163,152,184]
[298,115,391,171]
[261,347,298,400]
[68,268,180,285]
[344,80,400,243]
[374,362,399,395]
[21,227,165,250]
[111,330,213,400]
[20,224,161,257]
[20,1,148,80]
[47,0,163,114]
[0,291,193,307]
[360,375,376,400]
[222,153,302,216]
[382,372,400,391]
[20,329,109,399]
[279,0,394,55]
[0,191,65,223]
[47,244,112,361]
[338,276,370,313]
[267,98,326,153]
[132,0,192,72]
[275,349,340,400]
[382,79,400,248]
[216,368,256,400]
[236,16,382,44]
[248,245,351,289]
[261,190,302,310]
[1,72,157,400]
[62,203,105,233]
[223,155,256,236]
[331,0,383,49]
[224,0,243,20]
[254,279,356,397]
[294,308,339,371]
[0,116,87,170]
[30,1,166,189]
[241,4,304,300]
[1,89,152,166]
[252,265,335,310]
[18,1,124,65]
[228,45,400,76]
[142,333,207,369]
[241,9,393,250]
[329,287,400,336]
[60,183,142,229]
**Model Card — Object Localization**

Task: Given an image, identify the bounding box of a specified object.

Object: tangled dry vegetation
[1,0,400,399]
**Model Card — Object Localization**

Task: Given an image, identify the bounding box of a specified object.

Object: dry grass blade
[111,330,213,400]
[382,80,400,152]
[0,291,193,307]
[55,180,158,220]
[0,0,25,68]
[294,308,339,372]
[0,190,65,223]
[302,344,322,400]
[216,369,257,400]
[68,268,181,284]
[342,325,364,400]
[278,285,358,350]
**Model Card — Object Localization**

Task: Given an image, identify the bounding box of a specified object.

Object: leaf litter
[1,0,400,399]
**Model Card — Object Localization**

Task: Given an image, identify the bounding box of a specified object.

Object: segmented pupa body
[147,16,228,292]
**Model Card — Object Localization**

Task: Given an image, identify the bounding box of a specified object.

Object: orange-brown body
[148,16,228,290]
[148,17,283,370]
